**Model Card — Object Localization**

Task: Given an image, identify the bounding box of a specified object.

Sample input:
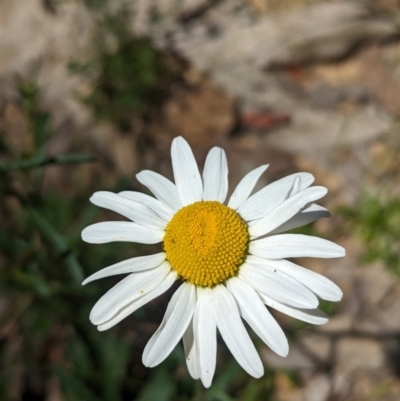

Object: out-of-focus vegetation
[69,13,181,131]
[45,0,107,11]
[339,192,400,275]
[85,35,176,128]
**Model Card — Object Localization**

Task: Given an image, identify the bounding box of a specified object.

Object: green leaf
[208,388,235,401]
[136,367,176,401]
[54,367,99,401]
[67,335,93,376]
[0,153,96,172]
[29,209,84,283]
[11,270,51,298]
[89,331,131,401]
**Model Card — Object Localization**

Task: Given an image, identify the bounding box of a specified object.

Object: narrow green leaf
[136,367,176,401]
[54,367,99,401]
[208,388,235,401]
[29,209,84,283]
[0,154,96,172]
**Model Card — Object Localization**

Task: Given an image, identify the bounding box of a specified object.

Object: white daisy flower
[82,136,345,387]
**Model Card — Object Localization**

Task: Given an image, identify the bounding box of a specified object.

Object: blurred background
[1,0,400,400]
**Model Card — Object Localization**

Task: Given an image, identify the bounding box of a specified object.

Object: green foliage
[318,298,339,316]
[70,12,179,130]
[88,37,174,127]
[80,0,108,10]
[44,0,108,12]
[0,153,95,172]
[339,192,400,275]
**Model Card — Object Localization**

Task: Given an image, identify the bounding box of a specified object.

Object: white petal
[249,234,346,259]
[202,147,228,203]
[136,170,182,212]
[249,186,328,237]
[82,222,164,244]
[238,172,314,221]
[82,253,166,285]
[259,293,329,325]
[143,283,196,367]
[194,288,217,388]
[288,175,301,197]
[228,165,269,210]
[90,192,166,230]
[171,137,203,205]
[247,256,342,302]
[239,262,318,309]
[182,320,200,380]
[227,277,288,357]
[269,203,330,235]
[118,191,172,221]
[97,271,177,331]
[90,262,170,325]
[213,285,264,378]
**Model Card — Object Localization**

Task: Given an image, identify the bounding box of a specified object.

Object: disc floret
[164,201,249,287]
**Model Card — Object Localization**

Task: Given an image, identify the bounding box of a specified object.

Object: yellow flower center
[163,201,249,287]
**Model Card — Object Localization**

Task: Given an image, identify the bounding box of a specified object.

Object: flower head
[82,136,345,387]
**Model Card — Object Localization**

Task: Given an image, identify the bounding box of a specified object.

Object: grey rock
[336,337,385,371]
